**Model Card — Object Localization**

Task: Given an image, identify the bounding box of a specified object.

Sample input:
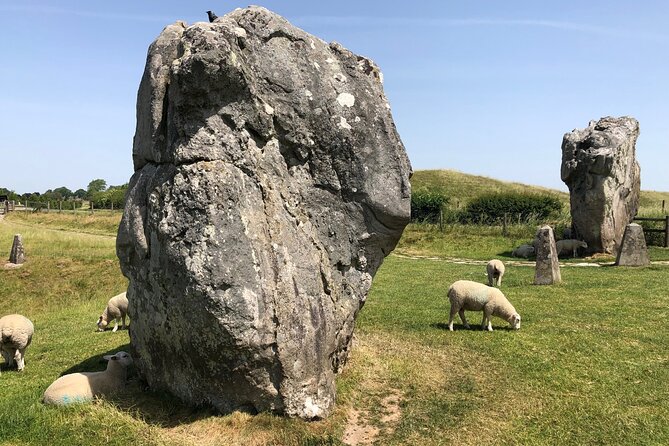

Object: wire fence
[2,200,123,215]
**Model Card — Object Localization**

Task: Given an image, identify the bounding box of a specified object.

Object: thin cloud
[0,4,175,23]
[294,16,669,42]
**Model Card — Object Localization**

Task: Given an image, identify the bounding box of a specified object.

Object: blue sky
[1,1,667,193]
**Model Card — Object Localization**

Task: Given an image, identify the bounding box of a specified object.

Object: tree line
[0,179,128,210]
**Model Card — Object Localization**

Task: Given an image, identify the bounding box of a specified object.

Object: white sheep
[0,314,34,374]
[447,280,521,332]
[511,244,535,259]
[486,259,505,287]
[42,351,133,405]
[97,292,129,332]
[556,239,588,258]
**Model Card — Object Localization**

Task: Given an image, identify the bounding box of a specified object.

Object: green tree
[87,179,107,198]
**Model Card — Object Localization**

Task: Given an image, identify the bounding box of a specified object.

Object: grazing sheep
[511,244,535,259]
[556,239,588,258]
[486,259,505,287]
[97,292,129,332]
[42,351,133,405]
[447,280,521,332]
[0,314,34,374]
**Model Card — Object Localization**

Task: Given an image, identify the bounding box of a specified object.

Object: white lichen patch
[264,103,274,115]
[326,57,334,64]
[354,116,361,122]
[303,397,323,419]
[305,90,313,100]
[309,39,316,49]
[339,117,352,130]
[313,62,321,71]
[233,27,247,38]
[336,93,355,108]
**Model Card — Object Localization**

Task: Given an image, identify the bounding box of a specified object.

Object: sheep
[511,244,535,259]
[0,314,34,374]
[486,259,505,287]
[447,280,521,332]
[556,239,588,258]
[42,351,133,405]
[97,292,129,332]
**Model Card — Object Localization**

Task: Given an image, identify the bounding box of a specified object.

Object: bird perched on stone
[206,10,218,22]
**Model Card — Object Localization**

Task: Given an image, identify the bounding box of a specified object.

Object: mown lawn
[1,213,668,445]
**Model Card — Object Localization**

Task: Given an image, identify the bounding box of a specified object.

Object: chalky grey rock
[534,226,561,285]
[9,234,25,264]
[615,223,650,266]
[561,116,641,255]
[117,7,411,419]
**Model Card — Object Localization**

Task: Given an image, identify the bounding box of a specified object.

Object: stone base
[615,223,650,266]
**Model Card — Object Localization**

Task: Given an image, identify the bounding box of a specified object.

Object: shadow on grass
[431,322,515,332]
[59,344,227,428]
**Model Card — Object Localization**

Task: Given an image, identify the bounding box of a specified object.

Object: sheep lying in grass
[97,292,129,332]
[0,314,34,374]
[511,244,535,259]
[447,280,521,332]
[486,259,505,287]
[556,239,588,258]
[42,351,133,405]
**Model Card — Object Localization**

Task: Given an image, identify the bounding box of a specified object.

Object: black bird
[206,10,218,22]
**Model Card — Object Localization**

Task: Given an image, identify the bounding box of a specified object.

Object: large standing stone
[534,226,561,285]
[615,223,650,266]
[9,234,25,264]
[117,7,411,419]
[561,116,641,255]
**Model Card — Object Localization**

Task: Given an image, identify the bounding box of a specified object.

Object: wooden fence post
[502,213,508,236]
[665,215,669,248]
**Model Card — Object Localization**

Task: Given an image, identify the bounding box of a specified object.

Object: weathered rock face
[117,7,411,419]
[615,223,650,266]
[533,226,561,285]
[9,234,25,264]
[561,116,641,254]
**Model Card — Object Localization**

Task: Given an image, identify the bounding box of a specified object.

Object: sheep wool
[0,314,34,374]
[447,280,521,332]
[97,292,129,332]
[486,259,505,287]
[42,351,133,405]
[556,239,588,258]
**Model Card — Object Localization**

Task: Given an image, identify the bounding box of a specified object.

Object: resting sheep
[486,259,505,287]
[511,244,535,259]
[0,314,34,374]
[42,351,133,405]
[447,280,521,332]
[556,239,588,258]
[97,292,129,332]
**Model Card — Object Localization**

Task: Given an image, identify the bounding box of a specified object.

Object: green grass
[2,202,669,445]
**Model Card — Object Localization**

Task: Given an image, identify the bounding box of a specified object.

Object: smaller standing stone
[9,234,25,264]
[615,223,650,266]
[534,226,561,285]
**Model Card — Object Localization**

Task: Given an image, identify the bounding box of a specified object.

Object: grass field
[1,172,668,445]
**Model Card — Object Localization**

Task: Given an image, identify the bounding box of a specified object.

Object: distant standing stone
[615,223,650,266]
[534,226,561,285]
[561,116,641,255]
[9,234,25,264]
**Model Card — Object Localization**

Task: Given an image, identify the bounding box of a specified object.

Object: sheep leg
[121,315,126,330]
[15,349,25,371]
[497,275,502,287]
[112,318,119,333]
[487,274,493,287]
[483,308,494,331]
[458,309,470,329]
[448,306,458,331]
